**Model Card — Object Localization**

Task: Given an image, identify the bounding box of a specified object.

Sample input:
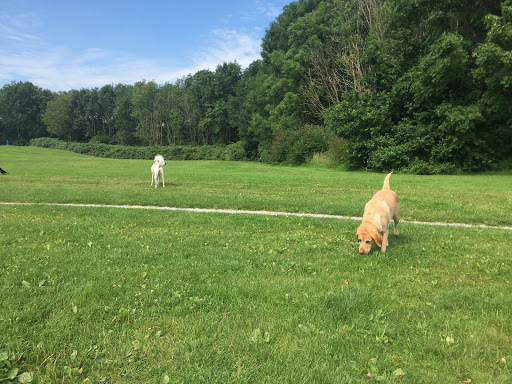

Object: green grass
[1,146,511,383]
[1,146,512,226]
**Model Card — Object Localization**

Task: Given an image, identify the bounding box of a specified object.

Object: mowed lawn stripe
[1,201,512,231]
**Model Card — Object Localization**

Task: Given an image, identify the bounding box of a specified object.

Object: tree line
[1,0,510,173]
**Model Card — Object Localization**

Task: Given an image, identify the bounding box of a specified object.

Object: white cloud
[254,0,285,19]
[1,27,264,91]
[0,4,44,49]
[192,29,262,71]
[0,1,273,91]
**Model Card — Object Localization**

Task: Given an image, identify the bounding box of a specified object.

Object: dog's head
[356,224,383,254]
[154,154,166,166]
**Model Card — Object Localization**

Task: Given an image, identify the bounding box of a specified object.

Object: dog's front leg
[381,230,389,253]
[160,169,165,188]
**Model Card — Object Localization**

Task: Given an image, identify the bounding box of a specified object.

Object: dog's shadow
[361,228,409,256]
[379,230,413,258]
[145,181,178,188]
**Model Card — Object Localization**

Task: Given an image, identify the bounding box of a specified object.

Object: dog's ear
[371,232,383,248]
[356,226,364,241]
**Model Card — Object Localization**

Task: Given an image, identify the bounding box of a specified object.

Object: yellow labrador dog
[356,173,400,254]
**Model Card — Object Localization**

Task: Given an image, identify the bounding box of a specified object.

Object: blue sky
[0,0,291,91]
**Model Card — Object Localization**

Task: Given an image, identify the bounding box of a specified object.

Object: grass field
[1,146,511,383]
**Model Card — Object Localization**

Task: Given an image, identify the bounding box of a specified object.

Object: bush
[269,125,331,165]
[324,137,349,167]
[29,138,236,161]
[402,159,458,175]
[225,141,248,161]
[268,129,297,164]
[90,134,118,145]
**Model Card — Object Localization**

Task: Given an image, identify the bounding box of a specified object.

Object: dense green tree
[114,84,137,145]
[262,0,323,59]
[329,0,510,172]
[473,0,512,161]
[0,81,52,144]
[131,81,159,145]
[247,0,382,162]
[155,83,183,145]
[98,84,116,137]
[42,93,74,140]
[211,62,243,144]
[69,89,92,142]
[183,70,216,144]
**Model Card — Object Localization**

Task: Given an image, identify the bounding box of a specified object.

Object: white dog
[151,154,166,188]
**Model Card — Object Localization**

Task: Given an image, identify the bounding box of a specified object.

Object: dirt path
[1,201,511,231]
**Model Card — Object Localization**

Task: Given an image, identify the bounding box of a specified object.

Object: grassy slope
[1,146,511,383]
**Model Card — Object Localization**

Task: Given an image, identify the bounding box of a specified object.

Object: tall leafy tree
[300,0,383,118]
[0,81,52,144]
[114,84,137,145]
[183,70,217,144]
[69,89,92,142]
[42,93,75,140]
[98,84,116,137]
[131,81,159,145]
[211,62,242,144]
[473,0,512,160]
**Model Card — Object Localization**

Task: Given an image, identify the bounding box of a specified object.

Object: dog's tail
[382,172,392,190]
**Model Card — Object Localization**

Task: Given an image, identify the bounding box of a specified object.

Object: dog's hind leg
[393,205,400,236]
